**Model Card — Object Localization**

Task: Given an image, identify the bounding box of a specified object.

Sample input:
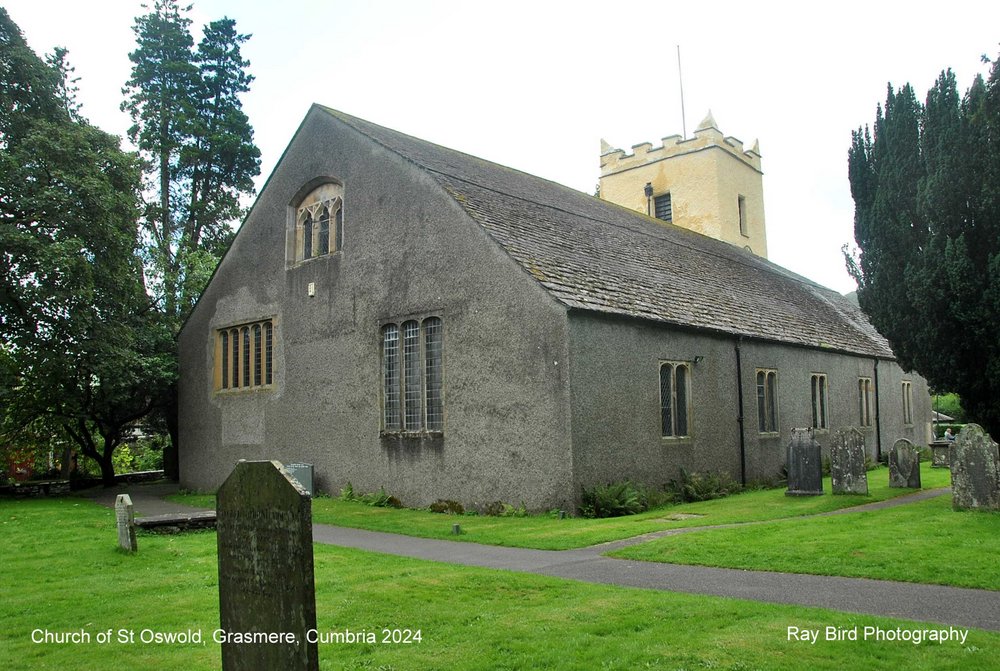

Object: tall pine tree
[122,0,260,321]
[122,1,260,477]
[848,53,1000,435]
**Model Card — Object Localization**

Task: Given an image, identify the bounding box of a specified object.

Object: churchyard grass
[612,493,1000,590]
[172,462,951,550]
[1,495,997,671]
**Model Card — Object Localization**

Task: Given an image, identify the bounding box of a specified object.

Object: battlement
[600,111,762,177]
[597,110,768,259]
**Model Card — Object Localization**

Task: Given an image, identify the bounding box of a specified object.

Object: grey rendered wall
[567,313,935,494]
[178,108,574,510]
[567,314,743,493]
[735,341,880,474]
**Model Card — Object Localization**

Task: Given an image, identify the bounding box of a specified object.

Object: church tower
[598,111,768,258]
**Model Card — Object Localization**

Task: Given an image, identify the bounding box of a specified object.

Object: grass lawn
[1,496,998,670]
[170,463,952,550]
[611,492,1000,591]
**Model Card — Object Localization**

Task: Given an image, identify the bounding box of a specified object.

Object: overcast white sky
[6,1,1000,293]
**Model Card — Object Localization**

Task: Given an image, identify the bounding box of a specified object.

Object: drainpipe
[734,337,747,486]
[873,358,883,462]
[644,182,654,217]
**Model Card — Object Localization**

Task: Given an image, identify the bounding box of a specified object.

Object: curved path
[87,483,1000,632]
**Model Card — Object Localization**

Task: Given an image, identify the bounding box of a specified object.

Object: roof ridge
[318,105,837,298]
[315,105,889,357]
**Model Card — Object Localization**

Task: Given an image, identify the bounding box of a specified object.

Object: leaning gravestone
[786,428,823,496]
[888,438,921,488]
[830,428,868,495]
[216,461,319,671]
[950,424,1000,511]
[115,494,137,553]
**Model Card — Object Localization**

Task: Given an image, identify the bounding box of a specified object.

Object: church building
[177,105,931,509]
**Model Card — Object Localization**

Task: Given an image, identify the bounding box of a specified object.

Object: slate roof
[320,106,894,359]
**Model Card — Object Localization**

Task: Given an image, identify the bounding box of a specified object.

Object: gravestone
[284,462,314,497]
[888,438,921,488]
[786,428,823,496]
[115,494,137,553]
[950,424,1000,511]
[216,460,319,671]
[830,428,868,495]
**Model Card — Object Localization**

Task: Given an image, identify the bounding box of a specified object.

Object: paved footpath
[87,483,1000,633]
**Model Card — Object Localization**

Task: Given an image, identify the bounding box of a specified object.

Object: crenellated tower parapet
[598,111,768,258]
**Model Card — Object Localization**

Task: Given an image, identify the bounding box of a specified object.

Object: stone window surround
[381,314,444,434]
[288,180,344,266]
[659,360,692,439]
[756,368,779,434]
[810,372,829,431]
[902,380,913,426]
[215,318,275,392]
[858,377,874,427]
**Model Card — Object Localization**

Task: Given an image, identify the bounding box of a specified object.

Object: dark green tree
[122,2,260,477]
[122,0,260,320]
[0,8,174,485]
[847,53,1000,435]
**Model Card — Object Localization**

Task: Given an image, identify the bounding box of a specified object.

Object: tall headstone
[830,428,868,495]
[115,494,137,553]
[888,438,921,488]
[216,461,319,671]
[786,428,823,496]
[950,424,1000,511]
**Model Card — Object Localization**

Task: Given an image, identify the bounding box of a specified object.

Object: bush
[580,482,649,518]
[429,499,464,515]
[480,501,528,517]
[338,482,402,508]
[665,469,742,503]
[933,393,966,422]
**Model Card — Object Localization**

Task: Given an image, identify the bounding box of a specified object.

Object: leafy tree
[0,8,174,485]
[847,52,1000,436]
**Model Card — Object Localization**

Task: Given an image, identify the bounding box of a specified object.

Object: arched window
[302,212,314,260]
[293,183,344,263]
[660,362,690,437]
[318,206,331,256]
[757,369,778,433]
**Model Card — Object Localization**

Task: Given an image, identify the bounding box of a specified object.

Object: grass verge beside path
[1,496,997,671]
[171,463,951,550]
[612,493,1000,591]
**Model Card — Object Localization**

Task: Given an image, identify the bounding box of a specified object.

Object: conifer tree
[847,54,1000,435]
[122,0,260,321]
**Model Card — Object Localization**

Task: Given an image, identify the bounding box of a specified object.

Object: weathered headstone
[888,438,921,488]
[216,461,319,671]
[786,428,823,496]
[284,462,314,497]
[830,428,868,495]
[930,440,951,468]
[115,494,137,553]
[950,424,1000,511]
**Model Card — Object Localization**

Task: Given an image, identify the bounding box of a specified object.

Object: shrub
[429,499,464,515]
[338,483,401,507]
[665,468,742,503]
[579,482,649,518]
[480,501,528,517]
